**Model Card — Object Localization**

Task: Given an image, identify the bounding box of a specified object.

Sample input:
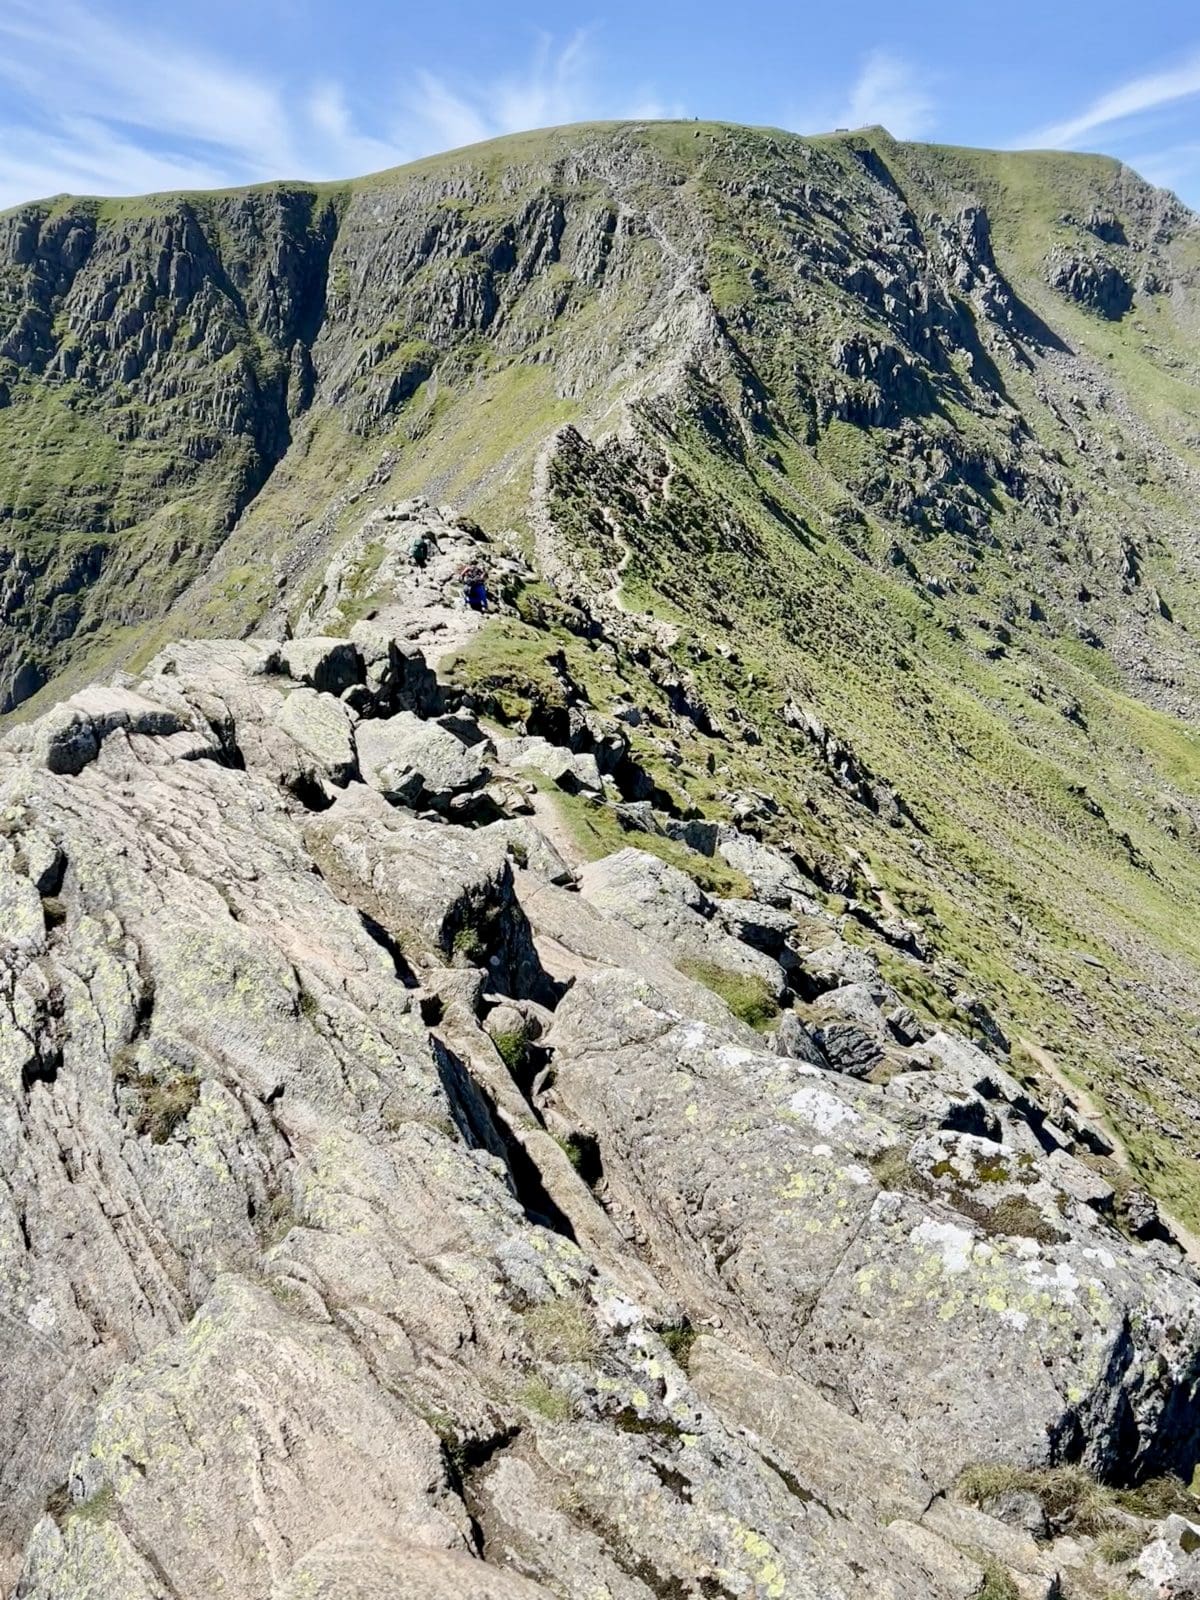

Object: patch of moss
[657,1320,699,1372]
[491,1028,530,1075]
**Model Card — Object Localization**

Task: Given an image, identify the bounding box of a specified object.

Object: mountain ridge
[4,114,1200,1235]
[6,113,1200,1598]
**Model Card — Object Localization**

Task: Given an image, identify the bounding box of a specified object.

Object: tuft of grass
[118,1056,201,1145]
[68,1484,116,1525]
[522,1299,600,1365]
[136,1073,201,1145]
[658,1319,699,1372]
[1114,1474,1198,1520]
[40,895,67,930]
[451,921,489,964]
[260,1191,298,1247]
[517,1376,573,1422]
[956,1463,1025,1505]
[976,1557,1020,1600]
[869,1145,915,1192]
[554,1132,583,1170]
[955,1462,1158,1538]
[1095,1527,1142,1566]
[677,958,780,1030]
[986,1194,1066,1247]
[491,1029,529,1075]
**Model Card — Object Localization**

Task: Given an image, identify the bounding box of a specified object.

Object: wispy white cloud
[0,0,297,177]
[307,84,410,178]
[404,30,677,153]
[1024,52,1200,149]
[0,8,675,211]
[839,50,936,139]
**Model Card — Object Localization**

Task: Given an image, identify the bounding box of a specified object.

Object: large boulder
[16,1277,467,1600]
[494,736,603,796]
[796,1183,1200,1484]
[276,637,364,697]
[275,688,358,786]
[717,828,813,907]
[6,687,193,776]
[304,787,546,999]
[349,625,443,717]
[482,817,577,886]
[358,712,491,812]
[578,847,787,997]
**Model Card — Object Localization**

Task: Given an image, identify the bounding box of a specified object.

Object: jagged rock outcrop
[1046,248,1135,319]
[3,518,1200,1600]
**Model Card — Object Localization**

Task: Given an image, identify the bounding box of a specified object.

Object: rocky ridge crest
[2,506,1199,1599]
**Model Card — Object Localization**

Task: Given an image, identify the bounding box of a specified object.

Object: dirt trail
[526,788,588,874]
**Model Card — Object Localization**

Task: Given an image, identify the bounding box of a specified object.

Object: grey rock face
[1131,1513,1200,1598]
[717,828,813,907]
[2,591,1200,1599]
[495,735,603,796]
[275,685,358,785]
[579,847,787,995]
[276,636,365,696]
[483,816,577,885]
[1046,248,1134,319]
[358,710,492,811]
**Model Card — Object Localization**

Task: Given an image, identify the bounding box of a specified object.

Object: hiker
[408,529,439,569]
[460,561,489,613]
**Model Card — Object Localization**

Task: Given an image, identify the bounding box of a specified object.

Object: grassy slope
[442,124,1200,1225]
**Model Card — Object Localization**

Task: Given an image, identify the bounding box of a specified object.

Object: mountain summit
[4,118,1200,1596]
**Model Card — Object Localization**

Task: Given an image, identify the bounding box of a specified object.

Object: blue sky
[1,0,1199,210]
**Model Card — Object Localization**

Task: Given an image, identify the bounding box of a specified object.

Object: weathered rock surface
[496,735,604,796]
[579,847,788,994]
[357,709,492,811]
[2,573,1200,1600]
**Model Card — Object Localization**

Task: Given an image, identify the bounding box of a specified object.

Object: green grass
[522,1299,600,1365]
[677,958,780,1031]
[542,786,754,898]
[73,1485,116,1523]
[517,1376,573,1422]
[657,1320,699,1372]
[975,1558,1020,1600]
[958,1462,1196,1537]
[491,1028,530,1075]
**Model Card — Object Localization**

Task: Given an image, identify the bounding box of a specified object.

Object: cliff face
[0,185,342,708]
[4,126,1192,721]
[0,126,1190,720]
